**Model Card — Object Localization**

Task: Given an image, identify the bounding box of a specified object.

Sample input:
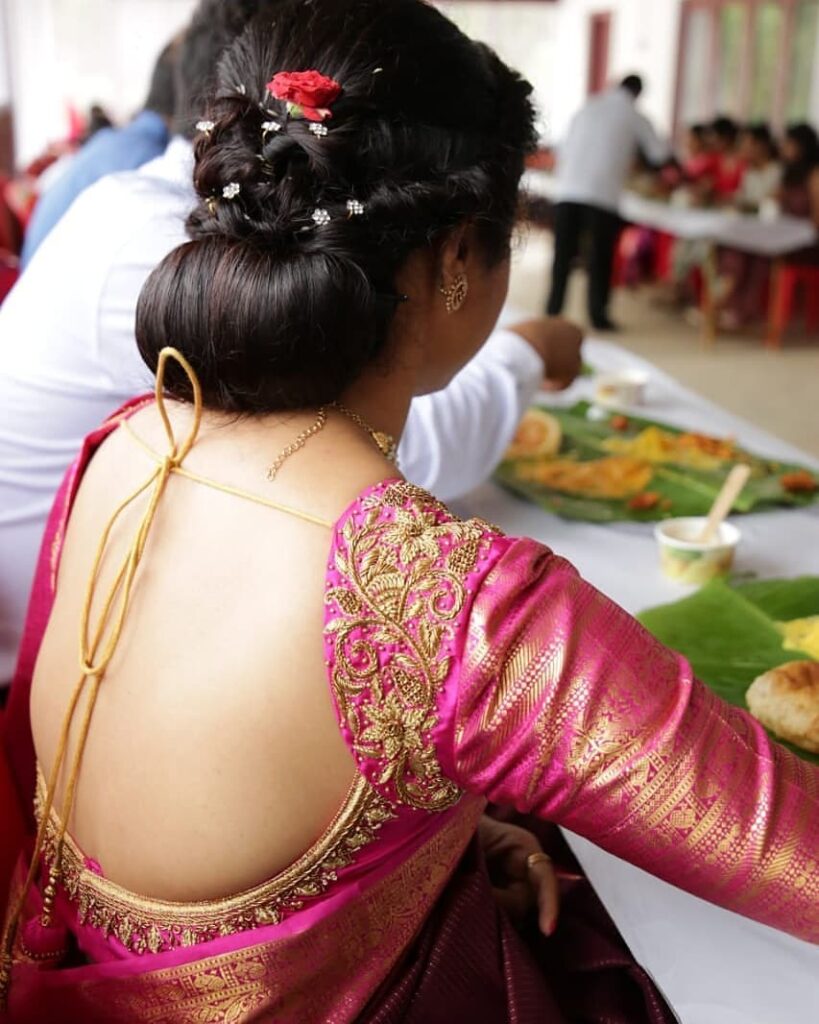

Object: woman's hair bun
[137,0,536,413]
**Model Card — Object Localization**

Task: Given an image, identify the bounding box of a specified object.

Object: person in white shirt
[736,124,782,212]
[0,3,582,686]
[547,75,669,330]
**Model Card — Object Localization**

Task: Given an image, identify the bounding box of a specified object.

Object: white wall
[440,0,682,145]
[437,2,561,139]
[5,0,196,165]
[0,0,11,106]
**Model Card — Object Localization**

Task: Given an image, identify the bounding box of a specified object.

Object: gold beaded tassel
[0,348,205,1011]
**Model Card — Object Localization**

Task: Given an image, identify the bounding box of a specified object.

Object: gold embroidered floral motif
[34,772,394,955]
[326,482,496,811]
[62,803,483,1024]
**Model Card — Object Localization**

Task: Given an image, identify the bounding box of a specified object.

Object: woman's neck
[338,363,416,446]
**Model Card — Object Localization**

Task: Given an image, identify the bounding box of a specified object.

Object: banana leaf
[734,576,819,621]
[496,402,819,523]
[638,578,819,764]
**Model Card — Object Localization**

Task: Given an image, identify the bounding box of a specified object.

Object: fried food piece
[746,661,819,754]
[506,410,563,460]
[627,491,661,511]
[781,471,817,494]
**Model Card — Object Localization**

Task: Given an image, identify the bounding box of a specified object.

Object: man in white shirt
[0,11,582,685]
[547,75,669,330]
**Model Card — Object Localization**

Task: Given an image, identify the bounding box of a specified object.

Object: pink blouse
[7,411,818,1024]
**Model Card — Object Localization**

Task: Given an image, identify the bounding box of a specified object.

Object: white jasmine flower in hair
[347,199,365,217]
[312,208,331,227]
[235,83,247,95]
[222,182,241,200]
[308,122,329,137]
[262,120,282,136]
[196,120,215,134]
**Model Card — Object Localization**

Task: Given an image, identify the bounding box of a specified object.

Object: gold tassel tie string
[0,349,202,1005]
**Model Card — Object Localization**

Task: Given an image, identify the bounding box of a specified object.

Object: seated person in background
[779,122,819,235]
[716,124,783,327]
[735,123,781,213]
[2,5,817,1022]
[663,124,716,305]
[708,115,744,203]
[19,39,180,269]
[0,0,582,688]
[681,123,717,185]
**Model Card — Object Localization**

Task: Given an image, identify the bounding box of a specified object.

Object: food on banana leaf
[513,455,652,500]
[603,425,738,470]
[780,616,819,660]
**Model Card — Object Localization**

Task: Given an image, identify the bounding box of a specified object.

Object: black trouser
[546,201,622,324]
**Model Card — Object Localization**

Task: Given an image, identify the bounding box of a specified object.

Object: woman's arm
[399,319,583,501]
[446,538,819,943]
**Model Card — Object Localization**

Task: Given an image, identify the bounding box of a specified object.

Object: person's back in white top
[555,85,669,212]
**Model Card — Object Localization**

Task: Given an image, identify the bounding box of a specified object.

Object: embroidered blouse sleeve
[444,536,819,944]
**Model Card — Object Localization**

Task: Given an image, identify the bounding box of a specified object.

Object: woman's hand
[509,317,584,392]
[478,815,560,936]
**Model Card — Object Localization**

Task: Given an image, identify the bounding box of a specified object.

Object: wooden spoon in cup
[698,464,752,545]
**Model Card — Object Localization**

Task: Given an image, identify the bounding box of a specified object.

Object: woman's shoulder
[327,477,559,615]
[330,478,509,579]
[324,479,558,812]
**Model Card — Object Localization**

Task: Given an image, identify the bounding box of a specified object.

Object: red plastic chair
[652,231,675,283]
[0,712,26,920]
[767,262,819,349]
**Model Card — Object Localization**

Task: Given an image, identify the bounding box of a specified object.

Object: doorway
[588,12,613,95]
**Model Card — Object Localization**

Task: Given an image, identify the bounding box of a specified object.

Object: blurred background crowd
[0,0,817,438]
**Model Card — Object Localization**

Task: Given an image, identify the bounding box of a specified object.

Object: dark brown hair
[137,0,536,413]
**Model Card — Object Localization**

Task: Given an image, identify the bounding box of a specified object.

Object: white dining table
[453,339,819,1024]
[523,169,819,257]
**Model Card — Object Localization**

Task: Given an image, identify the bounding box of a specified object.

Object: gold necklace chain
[266,408,328,482]
[331,402,399,463]
[266,405,397,482]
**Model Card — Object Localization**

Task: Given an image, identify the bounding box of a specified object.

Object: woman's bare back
[30,401,394,902]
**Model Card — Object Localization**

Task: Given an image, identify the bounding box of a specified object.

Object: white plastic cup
[594,370,649,410]
[655,517,741,585]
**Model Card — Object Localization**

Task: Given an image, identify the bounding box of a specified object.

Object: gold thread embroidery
[327,482,496,811]
[65,801,483,1024]
[35,773,394,955]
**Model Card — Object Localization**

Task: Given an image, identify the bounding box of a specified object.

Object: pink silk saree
[2,400,817,1023]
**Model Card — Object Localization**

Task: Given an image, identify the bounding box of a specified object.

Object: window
[788,0,819,120]
[675,0,819,132]
[717,3,747,116]
[749,3,785,120]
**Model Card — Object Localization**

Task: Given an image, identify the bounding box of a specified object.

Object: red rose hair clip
[267,70,342,123]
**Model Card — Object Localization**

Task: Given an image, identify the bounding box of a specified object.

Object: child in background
[709,116,745,202]
[663,124,719,305]
[736,124,781,213]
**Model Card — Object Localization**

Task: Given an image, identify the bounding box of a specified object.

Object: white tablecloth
[524,170,819,257]
[453,340,819,1024]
